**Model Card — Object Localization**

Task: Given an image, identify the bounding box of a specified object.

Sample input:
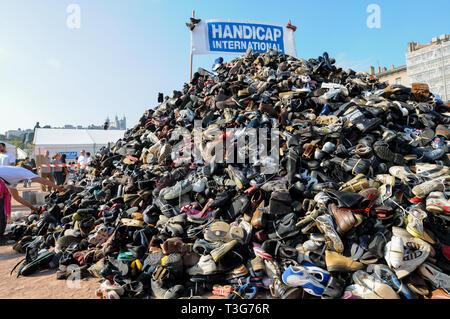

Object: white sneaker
[384,235,404,269]
[414,163,449,179]
[426,191,450,214]
[389,166,422,185]
[412,175,450,198]
[352,270,399,299]
[418,262,450,289]
[192,177,207,193]
[186,255,219,275]
[395,237,431,279]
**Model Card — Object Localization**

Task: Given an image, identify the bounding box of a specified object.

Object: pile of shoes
[7,48,450,299]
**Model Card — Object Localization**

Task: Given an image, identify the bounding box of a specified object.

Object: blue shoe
[369,264,417,299]
[301,261,331,286]
[282,265,327,297]
[320,104,331,116]
[423,148,445,161]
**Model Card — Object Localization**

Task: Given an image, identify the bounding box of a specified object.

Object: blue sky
[0,0,449,133]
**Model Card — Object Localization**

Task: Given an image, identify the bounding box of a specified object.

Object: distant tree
[11,137,26,149]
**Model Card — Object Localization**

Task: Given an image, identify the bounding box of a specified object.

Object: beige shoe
[324,250,364,272]
[339,174,369,192]
[375,174,396,186]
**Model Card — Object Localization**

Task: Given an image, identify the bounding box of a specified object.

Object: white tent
[16,147,28,160]
[33,128,125,161]
[0,140,17,163]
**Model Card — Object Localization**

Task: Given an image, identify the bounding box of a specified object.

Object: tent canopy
[33,128,125,146]
[33,128,126,158]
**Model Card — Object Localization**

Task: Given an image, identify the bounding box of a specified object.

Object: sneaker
[406,207,427,238]
[162,180,193,200]
[193,239,222,255]
[426,191,450,214]
[418,262,450,290]
[210,239,238,262]
[395,237,431,279]
[384,235,404,269]
[186,255,222,276]
[192,177,207,193]
[315,215,344,253]
[389,166,423,185]
[369,264,416,299]
[282,265,328,297]
[88,225,111,245]
[415,163,449,179]
[226,165,248,189]
[412,175,450,198]
[352,270,400,299]
[151,278,184,299]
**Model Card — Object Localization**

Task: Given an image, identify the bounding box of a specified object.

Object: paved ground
[0,183,100,299]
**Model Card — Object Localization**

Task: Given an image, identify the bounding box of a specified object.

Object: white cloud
[47,58,61,69]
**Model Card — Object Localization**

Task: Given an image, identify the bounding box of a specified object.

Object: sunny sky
[1,0,449,134]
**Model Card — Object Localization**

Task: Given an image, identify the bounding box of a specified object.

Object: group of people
[0,147,93,243]
[38,149,92,191]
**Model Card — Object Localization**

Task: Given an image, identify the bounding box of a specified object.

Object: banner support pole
[189,9,195,82]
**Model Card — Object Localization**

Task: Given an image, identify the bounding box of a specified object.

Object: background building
[369,64,409,86]
[406,34,450,101]
[105,115,127,130]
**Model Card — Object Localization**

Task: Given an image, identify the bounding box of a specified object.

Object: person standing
[60,154,68,183]
[85,152,93,166]
[21,157,34,187]
[77,150,89,172]
[52,153,64,186]
[0,143,15,166]
[39,151,56,192]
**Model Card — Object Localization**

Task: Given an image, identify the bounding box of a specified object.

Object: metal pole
[189,9,195,82]
[190,51,193,82]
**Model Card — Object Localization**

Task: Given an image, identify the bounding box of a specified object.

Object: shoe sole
[316,218,344,253]
[426,204,449,214]
[211,240,238,262]
[226,168,244,189]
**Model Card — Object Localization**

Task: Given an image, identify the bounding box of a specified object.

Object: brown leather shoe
[325,250,364,272]
[249,190,264,213]
[330,203,356,234]
[251,206,266,229]
[259,102,278,117]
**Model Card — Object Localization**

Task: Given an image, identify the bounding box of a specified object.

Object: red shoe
[442,245,450,261]
[409,196,424,204]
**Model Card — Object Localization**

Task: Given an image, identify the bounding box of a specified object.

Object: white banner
[191,19,297,58]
